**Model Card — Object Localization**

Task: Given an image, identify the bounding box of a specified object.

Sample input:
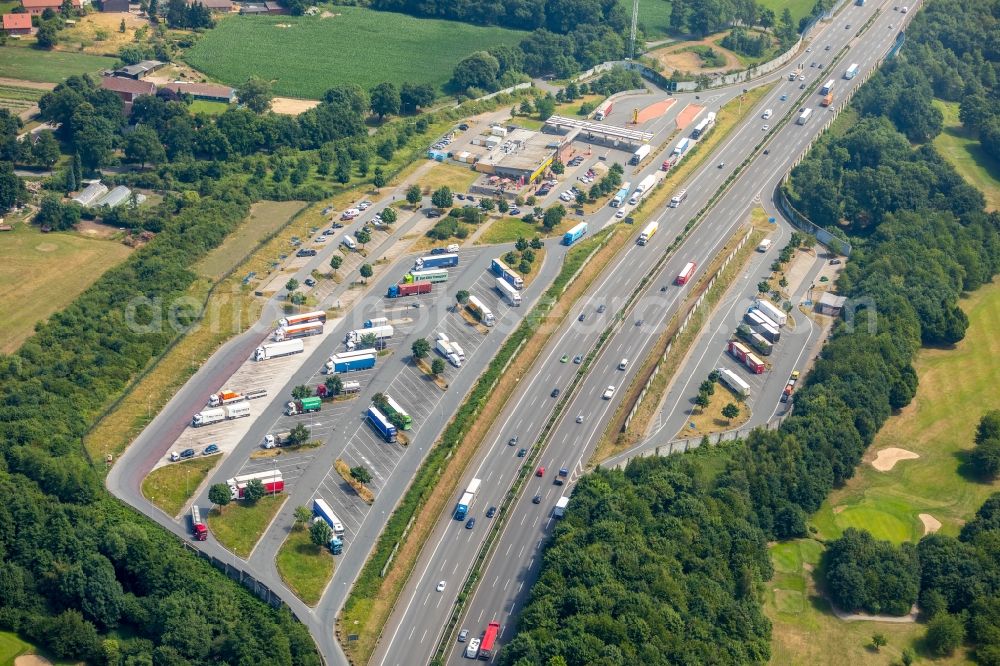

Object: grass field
[0,45,116,83]
[0,221,132,354]
[141,456,220,517]
[766,281,1000,665]
[758,0,816,25]
[933,99,1000,211]
[417,162,479,195]
[184,9,525,99]
[620,0,673,40]
[275,525,335,606]
[189,99,232,115]
[0,631,33,666]
[194,200,306,280]
[208,495,286,558]
[476,215,574,245]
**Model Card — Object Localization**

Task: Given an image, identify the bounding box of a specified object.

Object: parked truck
[207,388,267,408]
[285,396,321,416]
[313,498,345,536]
[611,184,631,208]
[736,323,773,356]
[386,281,432,298]
[346,324,394,348]
[367,405,397,443]
[253,338,304,362]
[757,239,773,252]
[745,351,766,374]
[262,430,291,448]
[324,351,376,374]
[404,268,448,284]
[364,317,388,328]
[190,505,208,541]
[227,470,283,500]
[273,321,323,341]
[630,144,651,165]
[467,295,496,326]
[495,277,522,306]
[629,174,657,205]
[436,335,462,367]
[490,258,524,290]
[278,310,327,328]
[728,339,752,363]
[717,367,751,398]
[191,402,250,427]
[593,100,613,120]
[754,298,787,326]
[672,137,691,156]
[414,253,458,270]
[638,221,658,246]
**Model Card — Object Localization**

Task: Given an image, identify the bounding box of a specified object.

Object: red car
[536,466,545,477]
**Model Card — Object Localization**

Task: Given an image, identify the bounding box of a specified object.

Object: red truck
[226,470,284,500]
[191,505,208,541]
[478,621,501,660]
[728,340,750,363]
[745,352,766,374]
[387,281,432,298]
[676,261,696,285]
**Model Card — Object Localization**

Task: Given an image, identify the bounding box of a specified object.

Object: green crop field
[0,222,132,354]
[0,45,116,84]
[184,9,525,99]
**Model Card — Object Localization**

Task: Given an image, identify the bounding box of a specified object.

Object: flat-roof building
[474,129,560,185]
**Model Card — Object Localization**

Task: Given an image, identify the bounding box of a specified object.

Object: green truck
[285,396,321,416]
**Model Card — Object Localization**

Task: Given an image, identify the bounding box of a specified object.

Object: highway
[373,1,911,663]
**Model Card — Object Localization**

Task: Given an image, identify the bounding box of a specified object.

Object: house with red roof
[21,0,81,16]
[2,13,32,34]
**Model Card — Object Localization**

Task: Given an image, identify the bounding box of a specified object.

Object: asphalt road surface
[373,1,915,663]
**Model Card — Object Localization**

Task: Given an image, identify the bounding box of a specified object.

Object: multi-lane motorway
[375,1,913,663]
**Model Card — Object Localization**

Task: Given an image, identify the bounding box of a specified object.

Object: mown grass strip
[276,524,335,607]
[140,456,220,517]
[207,495,286,559]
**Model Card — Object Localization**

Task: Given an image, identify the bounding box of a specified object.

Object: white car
[358,201,372,210]
[615,210,626,219]
[447,243,460,252]
[576,414,584,423]
[762,109,773,119]
[436,580,446,592]
[799,74,806,81]
[602,385,616,399]
[316,235,327,242]
[762,124,770,131]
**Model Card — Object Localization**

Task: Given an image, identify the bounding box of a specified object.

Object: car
[830,258,842,265]
[810,62,816,68]
[554,476,564,486]
[486,506,497,518]
[806,46,812,52]
[456,193,465,200]
[532,495,542,504]
[517,448,527,457]
[430,247,447,255]
[597,304,606,313]
[717,162,725,168]
[560,354,569,363]
[791,370,800,379]
[576,414,584,423]
[332,222,344,229]
[818,64,824,70]
[447,244,460,253]
[316,235,327,242]
[508,436,518,446]
[845,23,851,29]
[358,201,372,210]
[509,208,521,216]
[578,313,585,321]
[458,629,469,643]
[573,355,583,364]
[296,248,318,257]
[536,466,545,477]
[780,94,788,101]
[436,581,446,592]
[458,123,469,130]
[800,83,807,89]
[762,124,770,131]
[635,319,643,326]
[889,23,894,28]
[799,74,806,80]
[602,385,616,399]
[466,195,475,202]
[825,44,831,50]
[465,518,475,529]
[180,448,195,459]
[304,278,316,287]
[619,358,629,370]
[551,388,560,398]
[764,149,770,155]
[426,209,442,218]
[615,210,626,219]
[203,444,219,455]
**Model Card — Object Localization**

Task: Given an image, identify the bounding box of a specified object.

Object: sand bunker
[920,513,942,535]
[871,447,919,471]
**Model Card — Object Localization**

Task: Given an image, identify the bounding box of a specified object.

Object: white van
[341,236,357,251]
[447,243,460,253]
[619,358,629,370]
[762,108,773,119]
[465,638,481,659]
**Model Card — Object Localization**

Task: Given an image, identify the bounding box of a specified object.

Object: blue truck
[325,352,376,374]
[367,405,397,443]
[414,253,458,270]
[490,258,524,290]
[562,222,588,246]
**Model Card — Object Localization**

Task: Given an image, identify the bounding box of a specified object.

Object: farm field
[766,280,1000,665]
[184,9,525,99]
[0,221,132,354]
[933,100,1000,211]
[0,83,44,117]
[0,45,116,83]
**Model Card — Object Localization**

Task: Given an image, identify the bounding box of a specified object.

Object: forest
[502,0,1000,662]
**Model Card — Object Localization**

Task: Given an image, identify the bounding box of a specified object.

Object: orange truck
[821,92,834,107]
